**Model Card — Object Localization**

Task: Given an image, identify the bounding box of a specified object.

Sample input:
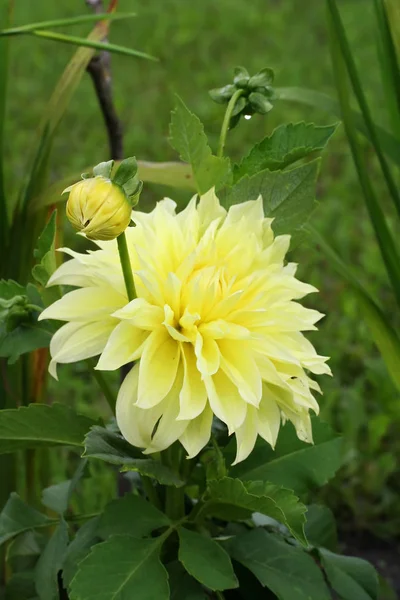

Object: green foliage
[32,210,57,289]
[34,519,69,600]
[177,526,238,591]
[97,494,170,539]
[204,477,307,545]
[227,418,343,496]
[0,278,52,363]
[169,96,230,194]
[41,459,87,515]
[0,493,50,546]
[84,425,184,486]
[69,535,170,600]
[62,517,101,589]
[0,403,96,454]
[305,504,338,552]
[223,160,320,247]
[234,121,338,181]
[320,549,379,600]
[227,528,331,600]
[167,562,208,600]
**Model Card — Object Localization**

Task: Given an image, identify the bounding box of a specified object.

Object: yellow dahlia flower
[65,176,132,241]
[40,190,330,463]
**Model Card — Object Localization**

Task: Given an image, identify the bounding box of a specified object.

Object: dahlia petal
[199,320,250,340]
[179,404,213,458]
[194,332,220,376]
[113,298,164,330]
[137,329,180,408]
[218,340,262,407]
[233,405,258,464]
[178,344,207,420]
[260,235,291,266]
[197,188,226,232]
[39,287,125,322]
[47,258,90,287]
[257,387,281,448]
[204,371,247,434]
[116,364,162,449]
[49,320,115,378]
[96,322,148,370]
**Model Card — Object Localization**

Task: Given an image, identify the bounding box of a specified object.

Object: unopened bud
[65,176,132,241]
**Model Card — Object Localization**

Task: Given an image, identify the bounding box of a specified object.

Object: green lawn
[6,0,400,536]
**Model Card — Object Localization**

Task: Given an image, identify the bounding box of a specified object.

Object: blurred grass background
[6,0,400,538]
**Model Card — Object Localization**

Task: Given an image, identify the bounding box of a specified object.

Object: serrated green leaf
[234,122,338,181]
[0,493,51,546]
[226,418,342,495]
[0,279,25,300]
[167,562,208,600]
[34,519,69,600]
[227,529,331,600]
[274,86,400,168]
[62,517,101,589]
[305,504,338,552]
[84,426,183,486]
[320,549,379,600]
[69,535,169,600]
[223,159,320,246]
[169,96,230,194]
[178,527,238,591]
[204,477,307,545]
[97,494,170,540]
[0,403,96,454]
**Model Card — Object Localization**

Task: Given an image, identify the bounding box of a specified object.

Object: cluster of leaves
[0,401,379,600]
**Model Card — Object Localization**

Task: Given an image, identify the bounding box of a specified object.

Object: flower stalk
[117,231,135,301]
[217,88,244,157]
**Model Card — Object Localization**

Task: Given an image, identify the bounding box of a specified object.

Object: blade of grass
[274,87,400,167]
[374,0,400,136]
[327,0,400,220]
[327,0,400,308]
[0,12,136,36]
[384,0,400,60]
[0,0,13,268]
[307,224,400,393]
[31,30,158,62]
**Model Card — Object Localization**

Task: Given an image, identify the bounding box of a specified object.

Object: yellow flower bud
[65,176,132,241]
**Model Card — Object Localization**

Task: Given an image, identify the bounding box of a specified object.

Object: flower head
[65,176,132,241]
[40,190,330,463]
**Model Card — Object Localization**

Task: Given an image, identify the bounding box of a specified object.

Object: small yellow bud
[65,176,132,241]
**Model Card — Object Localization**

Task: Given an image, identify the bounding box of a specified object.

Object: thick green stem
[217,89,244,158]
[142,476,162,510]
[117,231,135,301]
[162,445,185,520]
[165,485,185,521]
